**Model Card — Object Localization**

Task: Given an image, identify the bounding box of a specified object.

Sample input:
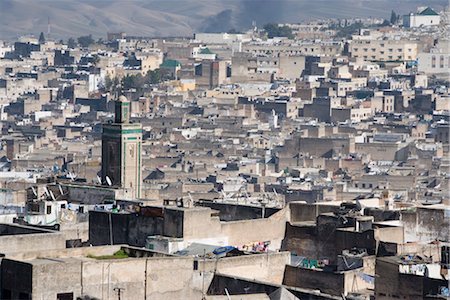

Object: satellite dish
[106,176,113,186]
[68,172,76,181]
[58,185,64,195]
[31,186,37,196]
[355,199,362,211]
[49,190,56,201]
[97,175,102,185]
[44,186,50,197]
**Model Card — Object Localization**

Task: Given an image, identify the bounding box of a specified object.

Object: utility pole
[113,287,125,300]
[202,248,206,300]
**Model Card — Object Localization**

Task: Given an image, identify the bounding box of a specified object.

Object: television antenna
[106,176,113,186]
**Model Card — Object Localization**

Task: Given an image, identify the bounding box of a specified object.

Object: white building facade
[403,7,441,28]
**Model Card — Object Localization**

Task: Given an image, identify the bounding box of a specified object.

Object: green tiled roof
[199,48,214,54]
[419,7,439,16]
[160,59,181,68]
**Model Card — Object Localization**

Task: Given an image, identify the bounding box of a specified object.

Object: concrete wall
[1,245,202,300]
[89,205,288,251]
[89,209,181,246]
[283,265,345,295]
[0,224,65,254]
[289,202,339,223]
[196,201,280,221]
[200,252,290,285]
[374,226,404,244]
[32,258,82,300]
[283,265,372,296]
[402,207,450,243]
[355,142,406,161]
[66,184,116,204]
[1,245,292,300]
[221,208,288,251]
[298,136,354,158]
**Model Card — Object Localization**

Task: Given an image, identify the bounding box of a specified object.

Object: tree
[390,10,397,25]
[335,22,364,38]
[77,34,94,48]
[104,75,120,95]
[146,69,161,84]
[121,74,145,90]
[91,54,100,66]
[263,23,294,39]
[38,32,46,44]
[67,37,77,49]
[227,28,241,34]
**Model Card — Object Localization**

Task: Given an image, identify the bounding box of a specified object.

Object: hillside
[0,0,447,40]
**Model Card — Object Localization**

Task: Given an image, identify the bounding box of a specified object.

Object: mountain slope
[0,0,446,40]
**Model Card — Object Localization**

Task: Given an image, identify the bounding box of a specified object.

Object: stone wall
[0,224,65,254]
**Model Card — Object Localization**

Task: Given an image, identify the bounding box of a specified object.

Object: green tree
[227,28,241,34]
[38,32,46,44]
[77,35,94,48]
[67,37,77,49]
[121,74,145,90]
[263,23,294,39]
[335,22,363,38]
[390,10,397,25]
[104,75,120,95]
[146,69,161,84]
[92,54,100,66]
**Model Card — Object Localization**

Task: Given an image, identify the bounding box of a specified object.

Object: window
[46,206,52,214]
[18,293,31,300]
[2,289,11,300]
[57,293,73,300]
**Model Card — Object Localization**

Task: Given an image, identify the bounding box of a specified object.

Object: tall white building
[418,41,450,75]
[403,7,441,28]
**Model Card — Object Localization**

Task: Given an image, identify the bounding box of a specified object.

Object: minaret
[101,95,142,199]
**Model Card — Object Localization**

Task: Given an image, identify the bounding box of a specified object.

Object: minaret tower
[101,95,142,199]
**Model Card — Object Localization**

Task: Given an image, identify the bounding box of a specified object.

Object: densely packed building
[0,6,449,300]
